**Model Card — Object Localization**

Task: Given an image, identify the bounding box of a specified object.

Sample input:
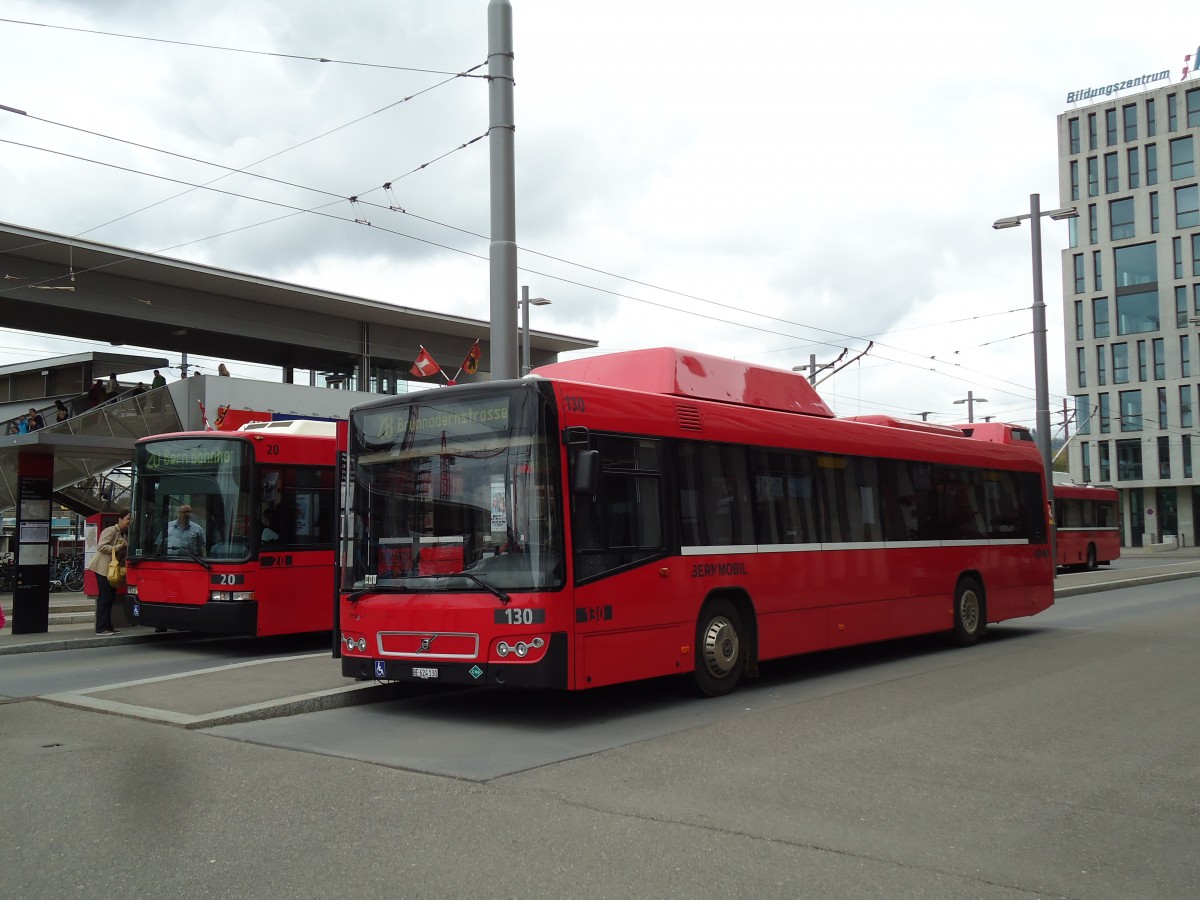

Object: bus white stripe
[680,538,1031,556]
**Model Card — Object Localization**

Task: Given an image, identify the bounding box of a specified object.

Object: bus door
[570,434,678,688]
[256,465,337,635]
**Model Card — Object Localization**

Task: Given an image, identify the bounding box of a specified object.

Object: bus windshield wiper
[178,546,212,570]
[344,582,425,602]
[451,571,510,605]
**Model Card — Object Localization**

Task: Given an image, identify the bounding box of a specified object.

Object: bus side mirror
[571,449,599,496]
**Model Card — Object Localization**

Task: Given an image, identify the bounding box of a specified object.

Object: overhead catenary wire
[0,97,1066,411]
[0,65,484,249]
[0,15,1081,424]
[1,106,1046,395]
[0,111,1067,415]
[0,17,488,77]
[0,129,1059,413]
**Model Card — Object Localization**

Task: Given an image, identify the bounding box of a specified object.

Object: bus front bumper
[125,598,258,636]
[341,632,568,689]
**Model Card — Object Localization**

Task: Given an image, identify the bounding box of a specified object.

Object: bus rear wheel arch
[951,575,986,646]
[691,596,751,697]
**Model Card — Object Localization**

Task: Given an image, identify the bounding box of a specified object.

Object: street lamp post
[953,391,988,423]
[520,285,551,376]
[993,193,1078,566]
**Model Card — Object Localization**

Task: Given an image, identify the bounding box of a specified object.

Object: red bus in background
[337,349,1054,696]
[126,420,338,636]
[1053,483,1120,569]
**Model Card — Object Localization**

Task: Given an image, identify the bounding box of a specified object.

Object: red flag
[461,340,481,376]
[409,346,441,378]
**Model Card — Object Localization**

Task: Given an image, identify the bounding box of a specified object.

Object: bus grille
[377,631,480,659]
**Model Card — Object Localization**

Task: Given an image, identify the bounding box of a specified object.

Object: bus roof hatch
[533,347,835,418]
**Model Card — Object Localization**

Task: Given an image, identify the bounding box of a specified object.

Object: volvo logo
[416,636,437,653]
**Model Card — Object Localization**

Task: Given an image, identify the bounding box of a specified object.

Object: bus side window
[933,467,986,541]
[678,443,752,547]
[1019,474,1048,544]
[982,471,1024,538]
[889,461,937,541]
[572,435,665,582]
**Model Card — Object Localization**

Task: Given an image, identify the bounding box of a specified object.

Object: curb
[1055,568,1200,598]
[0,629,183,656]
[42,679,408,730]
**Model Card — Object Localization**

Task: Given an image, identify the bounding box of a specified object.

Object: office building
[1059,79,1200,546]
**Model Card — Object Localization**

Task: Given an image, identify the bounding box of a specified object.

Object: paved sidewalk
[0,590,171,654]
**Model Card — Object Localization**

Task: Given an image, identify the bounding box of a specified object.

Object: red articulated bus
[336,349,1054,695]
[126,420,338,636]
[1053,483,1120,570]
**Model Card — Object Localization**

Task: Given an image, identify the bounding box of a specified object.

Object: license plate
[412,667,439,680]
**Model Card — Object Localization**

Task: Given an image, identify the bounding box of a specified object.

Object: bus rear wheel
[952,576,986,647]
[692,599,745,697]
[1086,543,1098,570]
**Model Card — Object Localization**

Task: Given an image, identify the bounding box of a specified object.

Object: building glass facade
[1061,81,1200,546]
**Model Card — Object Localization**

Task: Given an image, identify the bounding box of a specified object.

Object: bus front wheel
[952,577,986,647]
[692,599,745,697]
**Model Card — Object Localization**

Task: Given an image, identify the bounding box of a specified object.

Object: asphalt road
[1,579,1197,899]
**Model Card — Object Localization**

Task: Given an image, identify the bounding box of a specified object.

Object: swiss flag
[409,346,441,378]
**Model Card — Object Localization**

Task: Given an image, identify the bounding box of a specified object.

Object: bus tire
[691,598,746,697]
[1086,543,1098,570]
[951,576,986,647]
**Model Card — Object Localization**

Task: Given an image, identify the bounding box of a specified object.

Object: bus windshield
[346,384,563,593]
[130,437,254,562]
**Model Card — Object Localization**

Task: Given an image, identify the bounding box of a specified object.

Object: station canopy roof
[0,220,595,379]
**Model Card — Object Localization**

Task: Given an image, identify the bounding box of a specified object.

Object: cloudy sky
[1,0,1196,430]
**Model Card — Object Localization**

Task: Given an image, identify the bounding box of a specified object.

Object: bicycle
[49,555,85,593]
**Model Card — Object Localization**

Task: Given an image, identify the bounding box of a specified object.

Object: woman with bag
[87,509,129,636]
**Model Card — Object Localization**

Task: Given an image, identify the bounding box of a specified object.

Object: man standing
[87,509,129,635]
[148,369,166,412]
[27,408,44,430]
[166,504,205,555]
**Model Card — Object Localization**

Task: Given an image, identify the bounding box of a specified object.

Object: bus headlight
[495,637,545,660]
[210,591,255,602]
[342,634,368,653]
[125,584,138,597]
